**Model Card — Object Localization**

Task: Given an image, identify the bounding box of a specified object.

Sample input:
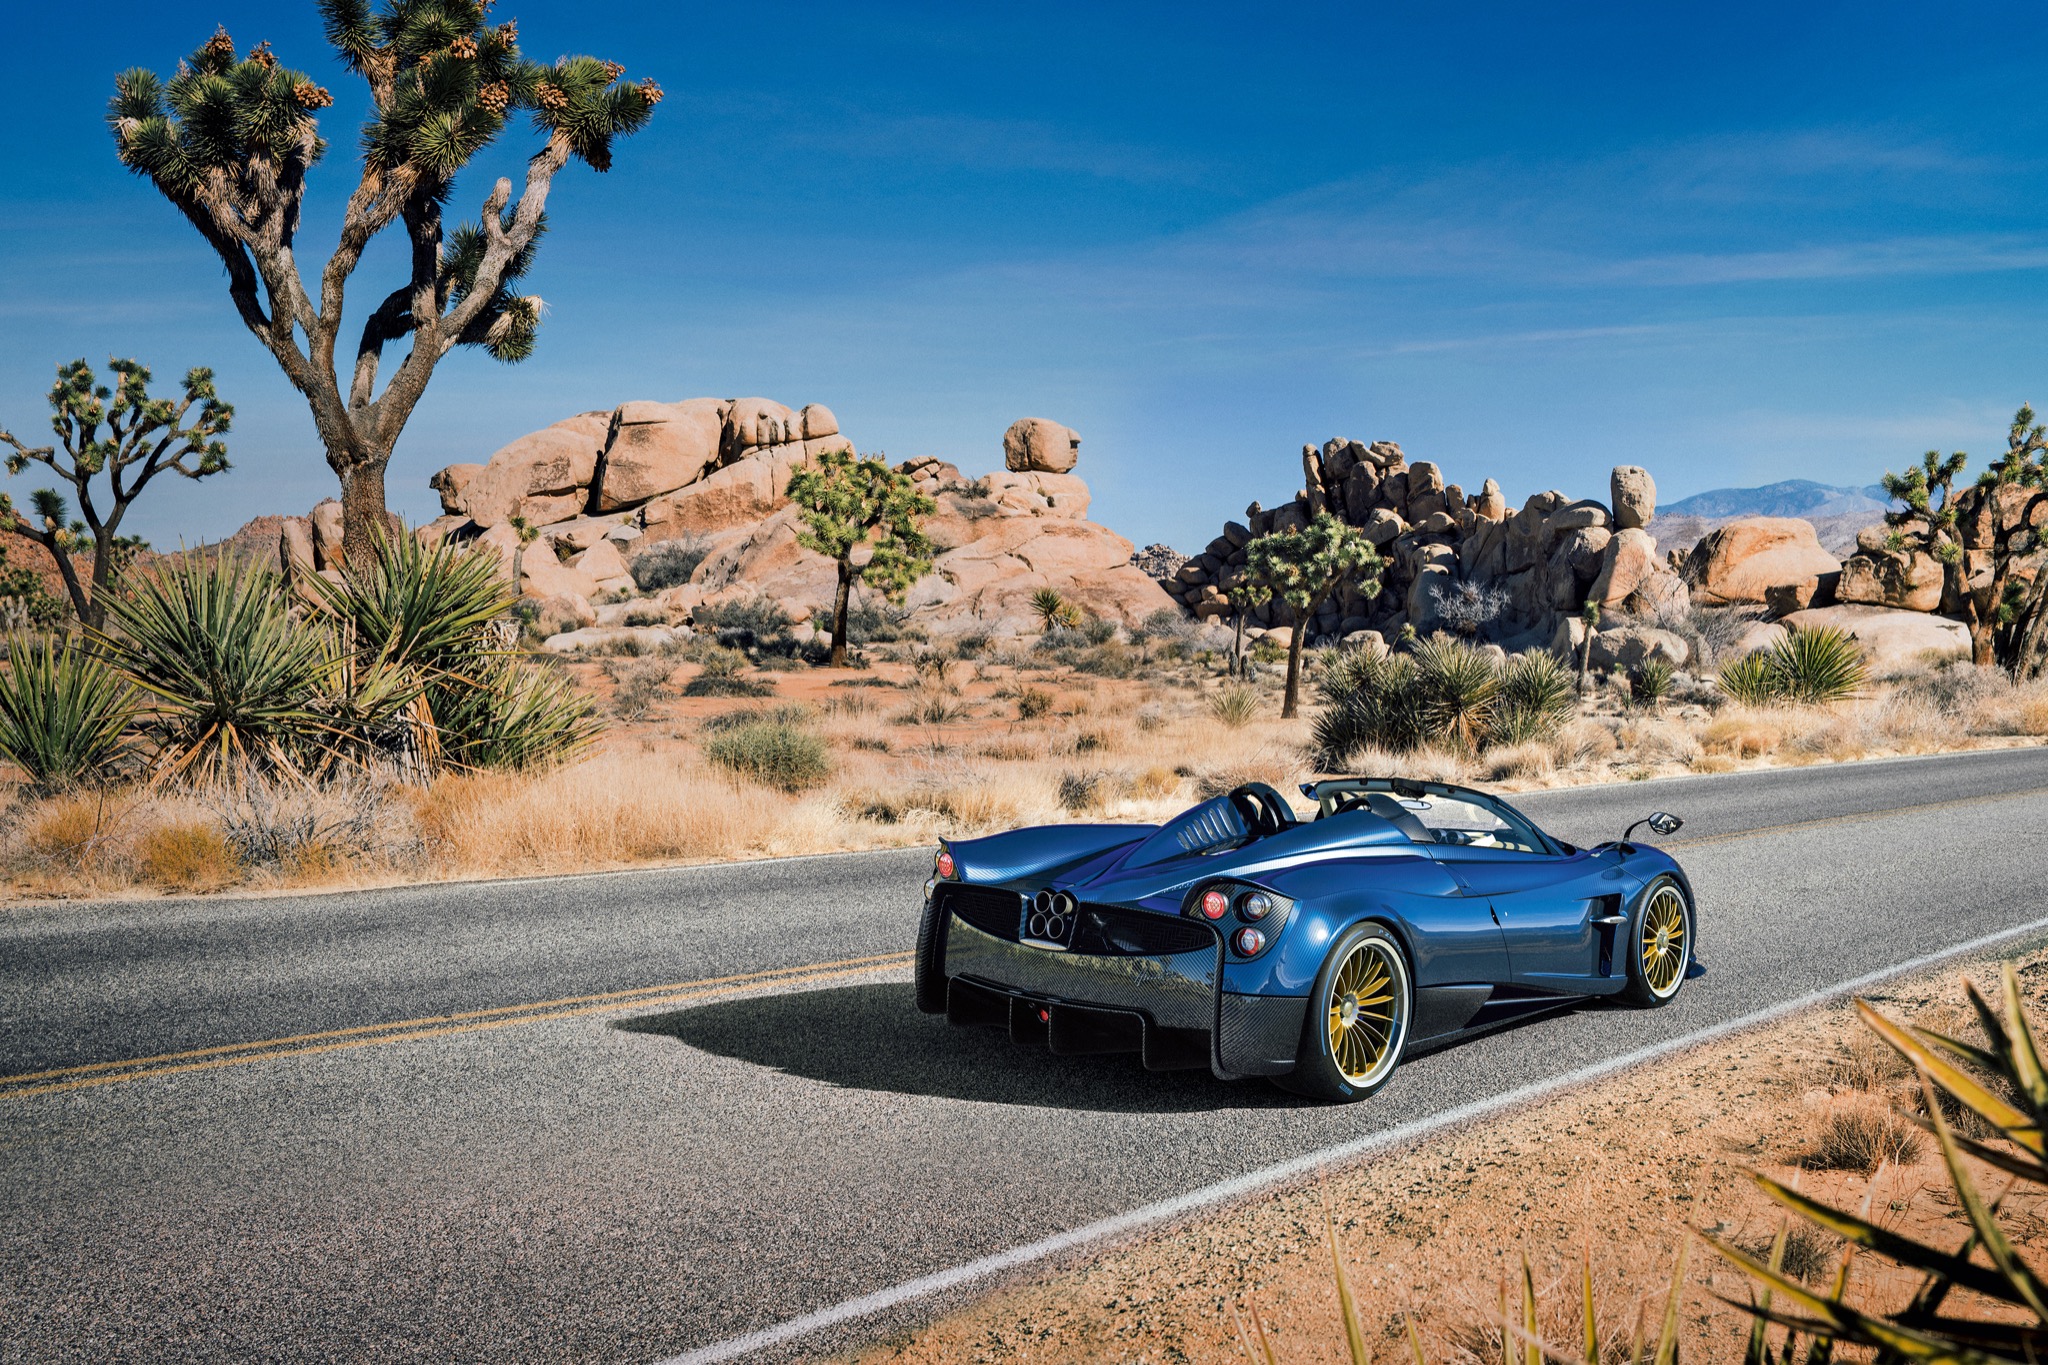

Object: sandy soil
[849,948,2048,1364]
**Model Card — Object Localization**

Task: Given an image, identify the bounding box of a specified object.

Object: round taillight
[1239,892,1273,921]
[1234,927,1267,955]
[1200,889,1230,920]
[935,848,956,879]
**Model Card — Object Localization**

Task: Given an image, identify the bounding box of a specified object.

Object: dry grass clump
[411,750,859,874]
[1699,707,1788,759]
[136,821,242,891]
[1483,740,1554,782]
[1616,718,1702,767]
[1798,1102,1924,1174]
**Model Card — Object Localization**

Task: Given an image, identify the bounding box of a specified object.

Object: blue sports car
[913,777,1699,1101]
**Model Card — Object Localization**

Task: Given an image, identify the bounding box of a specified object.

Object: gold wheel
[1325,938,1403,1085]
[1640,885,1688,997]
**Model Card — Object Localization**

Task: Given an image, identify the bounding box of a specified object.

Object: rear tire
[1619,877,1691,1008]
[914,893,948,1014]
[1274,923,1412,1102]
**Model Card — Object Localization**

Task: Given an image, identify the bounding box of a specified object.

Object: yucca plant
[1718,649,1786,707]
[1708,961,2048,1362]
[99,551,329,779]
[0,635,139,788]
[1494,650,1578,745]
[1413,633,1499,753]
[1030,587,1068,629]
[1774,626,1868,705]
[1630,658,1674,708]
[429,655,600,772]
[1312,646,1425,765]
[1208,681,1263,729]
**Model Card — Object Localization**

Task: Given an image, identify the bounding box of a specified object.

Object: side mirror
[1621,811,1683,844]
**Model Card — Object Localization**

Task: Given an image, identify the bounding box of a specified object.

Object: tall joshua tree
[107,5,660,567]
[1,358,232,628]
[786,451,936,667]
[1243,512,1383,718]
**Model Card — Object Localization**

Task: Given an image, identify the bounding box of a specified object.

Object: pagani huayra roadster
[914,778,1700,1101]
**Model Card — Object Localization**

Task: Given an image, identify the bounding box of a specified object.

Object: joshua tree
[1576,598,1601,695]
[1883,412,2048,672]
[107,5,660,566]
[1242,512,1383,718]
[0,358,231,628]
[1224,576,1270,680]
[786,451,936,667]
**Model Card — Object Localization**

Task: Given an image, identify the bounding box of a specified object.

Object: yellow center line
[0,951,911,1095]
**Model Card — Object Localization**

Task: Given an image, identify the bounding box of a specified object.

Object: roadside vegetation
[0,566,2044,900]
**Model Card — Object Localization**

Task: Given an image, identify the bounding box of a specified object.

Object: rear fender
[946,823,1154,886]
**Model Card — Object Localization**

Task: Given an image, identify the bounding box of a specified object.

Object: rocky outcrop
[1681,517,1841,607]
[1778,605,1970,673]
[1162,438,1686,657]
[402,403,1170,636]
[1835,483,2048,617]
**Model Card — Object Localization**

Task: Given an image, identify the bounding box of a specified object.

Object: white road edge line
[652,910,2048,1365]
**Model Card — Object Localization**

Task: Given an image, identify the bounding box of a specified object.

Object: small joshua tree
[107,6,660,565]
[0,358,231,628]
[1576,598,1601,695]
[1243,512,1384,718]
[786,451,936,667]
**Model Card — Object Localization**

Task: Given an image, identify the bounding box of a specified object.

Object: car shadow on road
[614,982,1310,1112]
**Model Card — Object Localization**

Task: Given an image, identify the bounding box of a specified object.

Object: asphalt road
[4,746,2048,1362]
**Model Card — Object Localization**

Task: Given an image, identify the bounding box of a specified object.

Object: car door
[1426,845,1626,988]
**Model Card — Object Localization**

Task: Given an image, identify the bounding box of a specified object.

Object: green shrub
[697,596,795,651]
[703,713,832,791]
[1081,616,1118,646]
[1717,648,1784,706]
[430,656,601,772]
[1629,658,1674,708]
[630,536,709,591]
[0,635,139,788]
[1208,682,1263,729]
[1492,650,1577,746]
[1775,625,1867,704]
[682,647,773,698]
[1312,648,1424,766]
[1411,634,1498,753]
[1015,686,1053,720]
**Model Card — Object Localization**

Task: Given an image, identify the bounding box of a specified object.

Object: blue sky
[3,1,2046,551]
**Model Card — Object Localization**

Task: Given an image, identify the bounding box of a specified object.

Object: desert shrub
[1029,587,1068,630]
[1057,769,1103,812]
[1072,641,1135,678]
[1208,682,1263,729]
[138,820,241,891]
[1799,1104,1923,1174]
[604,657,676,720]
[431,656,602,772]
[1313,648,1424,765]
[1492,651,1576,746]
[827,600,918,645]
[1248,634,1285,665]
[682,648,774,698]
[0,635,139,789]
[1411,634,1499,753]
[902,689,963,725]
[1717,626,1867,707]
[703,716,832,792]
[620,600,669,627]
[209,772,421,873]
[950,631,989,658]
[697,596,795,652]
[1135,703,1165,731]
[1014,686,1053,720]
[1428,580,1510,638]
[1628,658,1673,707]
[631,537,710,592]
[1080,616,1118,645]
[1484,740,1554,782]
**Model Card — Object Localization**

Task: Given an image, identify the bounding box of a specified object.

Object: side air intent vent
[943,885,1023,941]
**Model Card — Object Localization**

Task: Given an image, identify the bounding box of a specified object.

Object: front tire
[1620,877,1691,1008]
[1275,923,1412,1102]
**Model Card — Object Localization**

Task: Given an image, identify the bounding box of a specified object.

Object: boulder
[1472,478,1507,521]
[279,516,316,579]
[1684,517,1841,606]
[540,515,632,552]
[1361,509,1406,545]
[1763,571,1841,616]
[541,625,681,654]
[1591,527,1658,608]
[414,515,471,550]
[1626,569,1691,620]
[1589,625,1690,672]
[799,404,839,440]
[1610,466,1656,530]
[459,411,610,529]
[594,398,727,511]
[1003,418,1081,474]
[532,593,597,636]
[430,463,483,516]
[722,398,801,460]
[1836,548,1944,613]
[1548,499,1611,533]
[520,545,602,603]
[309,499,344,570]
[1778,605,1971,674]
[569,538,634,590]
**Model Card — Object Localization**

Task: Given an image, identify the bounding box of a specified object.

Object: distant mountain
[1654,479,1897,558]
[1660,479,1894,521]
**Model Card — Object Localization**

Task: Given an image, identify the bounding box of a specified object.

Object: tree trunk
[1971,618,1997,669]
[338,457,393,572]
[1231,608,1246,679]
[1281,630,1305,718]
[829,559,854,668]
[1577,629,1595,696]
[35,533,91,629]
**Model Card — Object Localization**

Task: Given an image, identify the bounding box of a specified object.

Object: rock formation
[1161,438,1694,658]
[316,399,1171,637]
[1834,481,2048,617]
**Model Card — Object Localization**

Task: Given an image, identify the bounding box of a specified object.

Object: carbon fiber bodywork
[915,778,1702,1094]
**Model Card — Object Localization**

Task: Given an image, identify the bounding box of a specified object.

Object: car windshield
[1314,782,1552,854]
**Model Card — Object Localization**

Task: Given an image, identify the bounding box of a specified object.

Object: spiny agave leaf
[1519,1252,1539,1365]
[1916,1059,2048,1321]
[1653,1239,1686,1365]
[1858,1000,2038,1149]
[1998,964,2048,1111]
[1749,1172,2031,1307]
[1325,1198,1370,1365]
